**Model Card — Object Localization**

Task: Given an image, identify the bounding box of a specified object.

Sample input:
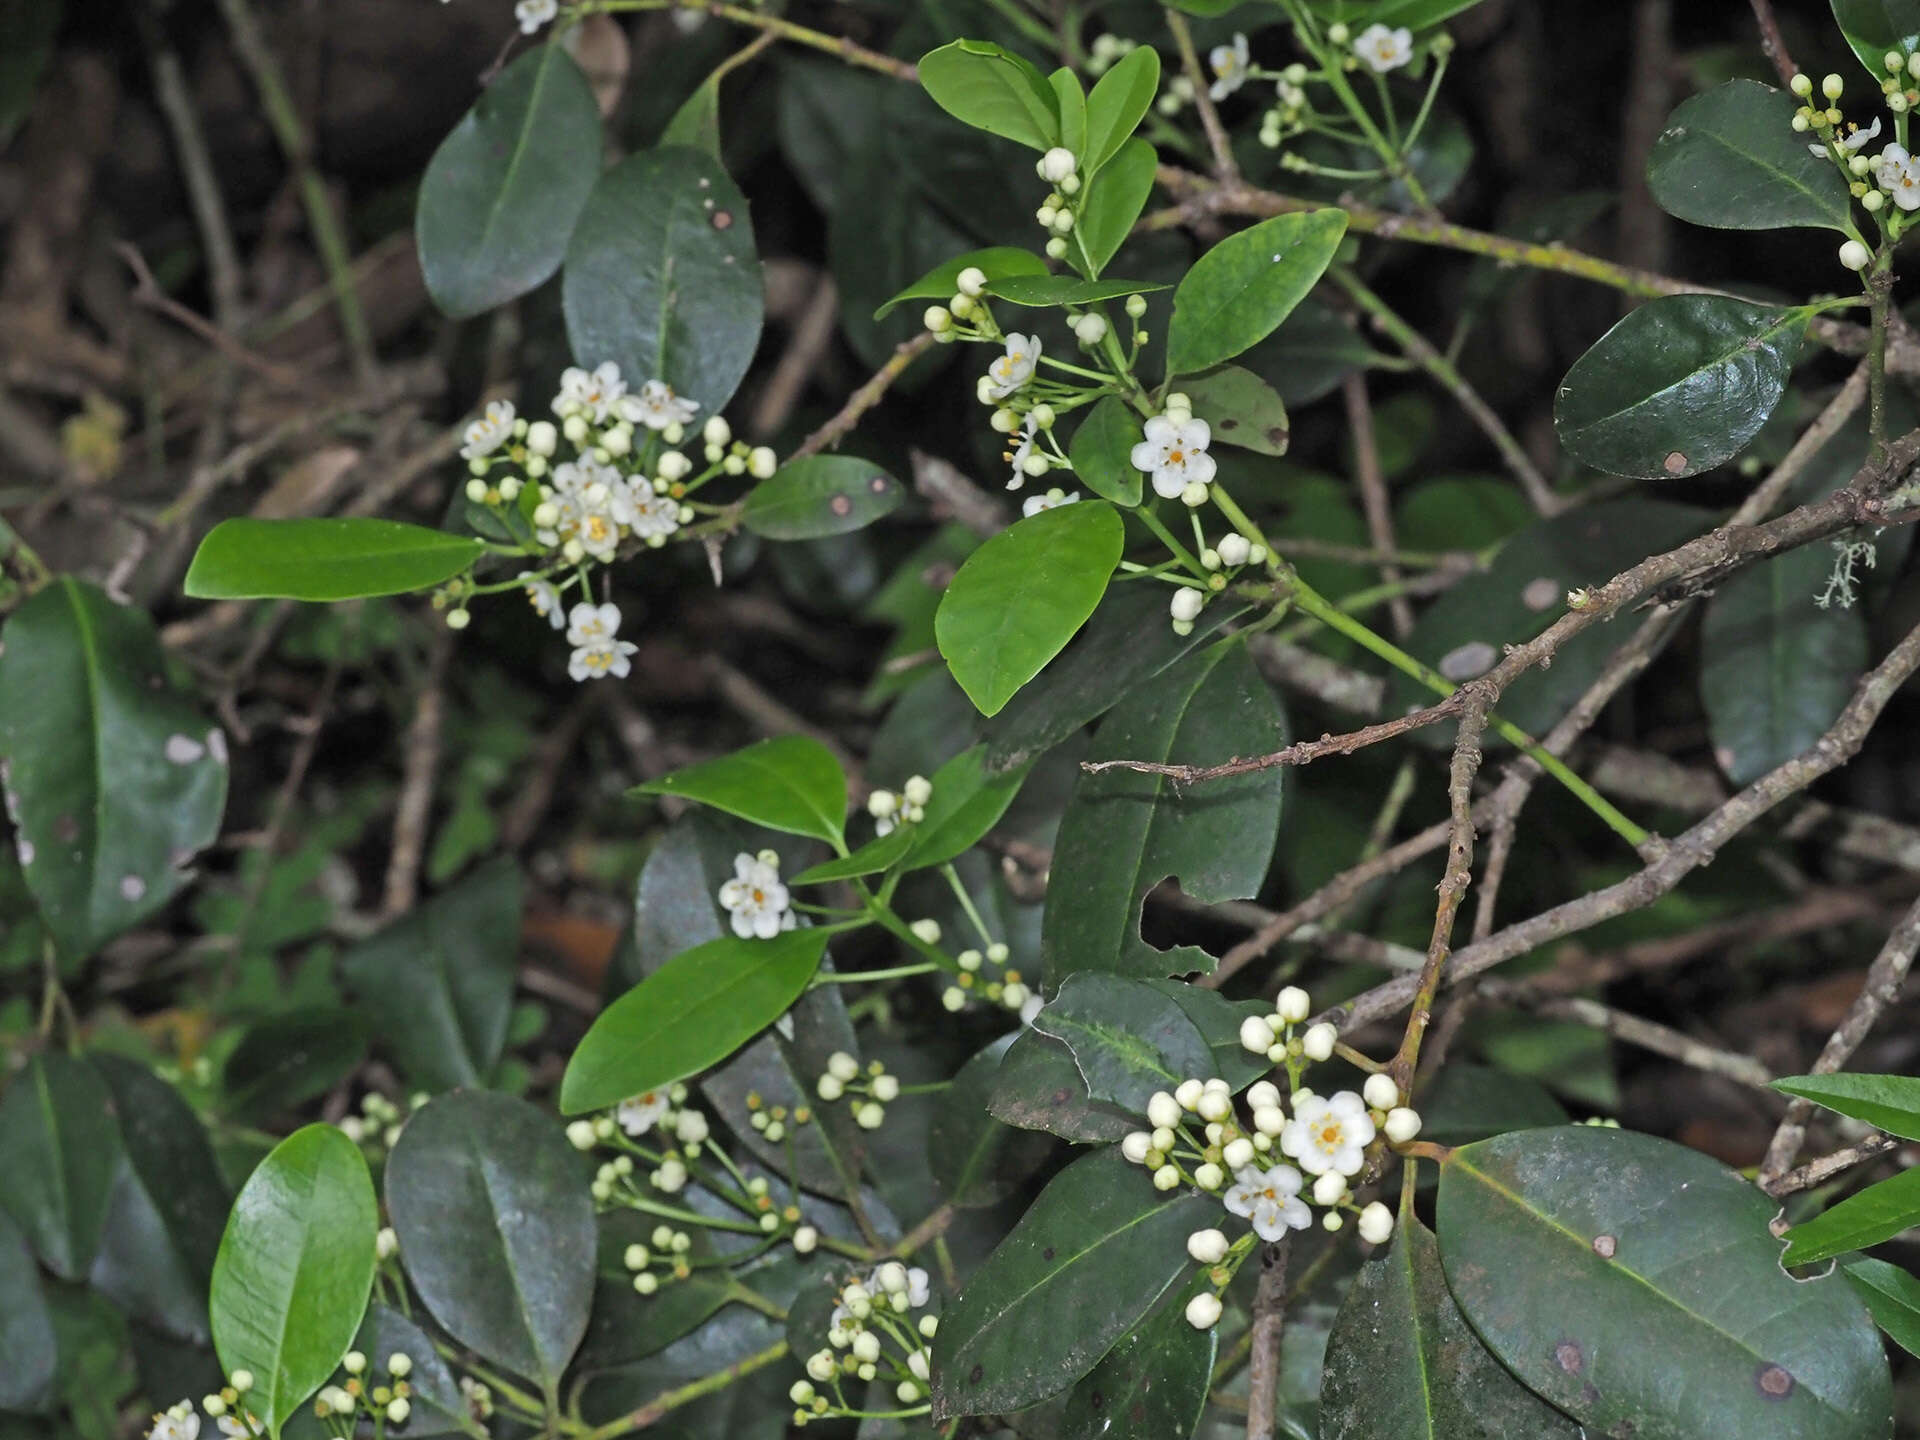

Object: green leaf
[352,1305,474,1436]
[416,45,602,319]
[0,578,228,957]
[1140,979,1274,1093]
[561,927,831,1114]
[633,735,846,843]
[387,1091,595,1393]
[983,585,1249,772]
[1782,1166,1920,1266]
[936,500,1125,717]
[1180,365,1290,455]
[1646,80,1854,233]
[1083,46,1160,176]
[896,744,1032,871]
[931,1147,1212,1419]
[987,1031,1138,1144]
[338,857,523,1091]
[1042,642,1286,985]
[1031,973,1215,1114]
[0,1208,56,1412]
[184,517,484,601]
[929,1035,1056,1209]
[1438,1126,1892,1440]
[1323,1216,1580,1440]
[1418,1062,1569,1146]
[0,1054,121,1282]
[787,827,917,886]
[1165,210,1349,378]
[221,1010,370,1123]
[562,146,764,415]
[1067,395,1144,506]
[0,0,64,150]
[210,1126,378,1438]
[1051,68,1087,157]
[742,455,903,541]
[661,71,722,158]
[1076,138,1158,276]
[1842,1258,1920,1358]
[1773,1072,1920,1141]
[875,246,1049,320]
[1701,546,1867,784]
[1059,1270,1214,1440]
[579,1212,734,1372]
[1554,296,1803,479]
[985,275,1169,306]
[1831,0,1920,75]
[918,40,1059,151]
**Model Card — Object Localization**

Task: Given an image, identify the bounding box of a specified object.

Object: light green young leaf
[1165,209,1349,377]
[875,246,1049,320]
[185,517,484,601]
[1843,1258,1920,1358]
[632,735,848,843]
[918,39,1059,151]
[1050,68,1086,157]
[1783,1167,1920,1266]
[1083,46,1160,176]
[985,274,1168,306]
[1075,137,1158,276]
[1773,1072,1920,1141]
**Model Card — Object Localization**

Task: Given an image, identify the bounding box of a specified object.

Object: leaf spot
[1088,1390,1104,1412]
[1042,1246,1055,1261]
[1591,1233,1617,1258]
[1756,1364,1794,1400]
[830,494,854,517]
[165,734,205,765]
[869,475,890,494]
[712,210,735,231]
[1663,451,1687,475]
[1522,577,1561,612]
[1554,1340,1584,1374]
[968,1363,984,1387]
[1438,641,1497,681]
[120,874,146,902]
[53,814,79,844]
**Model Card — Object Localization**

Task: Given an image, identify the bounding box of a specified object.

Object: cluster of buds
[744,1089,812,1145]
[816,1051,898,1130]
[623,1224,695,1296]
[1032,147,1083,260]
[146,1373,266,1440]
[338,1090,421,1154]
[867,773,932,837]
[317,1351,415,1429]
[793,1264,938,1426]
[1789,70,1917,267]
[939,940,1036,1020]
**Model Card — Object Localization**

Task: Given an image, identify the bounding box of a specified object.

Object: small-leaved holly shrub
[8,0,1920,1437]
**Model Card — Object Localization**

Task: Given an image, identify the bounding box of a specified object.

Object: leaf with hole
[1031,973,1216,1115]
[185,517,485,601]
[742,455,902,541]
[632,735,847,843]
[1165,210,1348,378]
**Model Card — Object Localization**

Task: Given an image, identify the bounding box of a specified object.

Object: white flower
[985,334,1041,400]
[1837,116,1883,154]
[621,378,701,431]
[565,602,638,682]
[1224,1163,1312,1240]
[718,851,791,939]
[1275,986,1311,1023]
[1209,33,1251,101]
[515,0,557,34]
[460,400,516,460]
[1876,144,1920,208]
[1130,413,1216,499]
[627,487,681,540]
[149,1404,200,1440]
[553,362,626,424]
[518,577,564,630]
[215,1415,260,1440]
[1354,23,1413,73]
[1281,1091,1375,1176]
[1022,488,1080,517]
[617,1089,671,1136]
[1007,414,1040,489]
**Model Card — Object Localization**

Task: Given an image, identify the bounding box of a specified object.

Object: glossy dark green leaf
[1032,973,1215,1113]
[1782,1166,1920,1266]
[937,500,1125,717]
[1083,46,1160,176]
[1042,642,1285,986]
[1417,1063,1569,1146]
[387,1091,596,1393]
[1067,395,1144,506]
[1076,138,1158,277]
[1555,296,1803,478]
[930,1035,1056,1209]
[742,455,903,541]
[897,744,1032,872]
[89,1056,229,1343]
[0,1208,56,1412]
[1141,979,1273,1092]
[1323,1217,1580,1439]
[633,735,847,843]
[1700,547,1867,784]
[1831,0,1920,74]
[1773,1072,1920,1141]
[1248,295,1371,407]
[875,247,1049,320]
[562,927,831,1114]
[221,1009,370,1123]
[1438,1126,1892,1440]
[0,578,228,957]
[1181,365,1290,455]
[580,1210,740,1374]
[0,1054,120,1282]
[184,517,484,601]
[1059,1270,1214,1440]
[931,1147,1212,1419]
[1842,1258,1920,1358]
[416,45,602,318]
[1646,81,1852,233]
[352,1305,474,1436]
[987,1031,1138,1143]
[562,146,764,415]
[983,585,1249,772]
[339,857,523,1091]
[985,275,1169,307]
[918,40,1058,151]
[1166,210,1349,378]
[210,1125,378,1438]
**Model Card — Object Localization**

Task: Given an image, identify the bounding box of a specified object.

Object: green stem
[575,1341,790,1440]
[810,960,942,985]
[583,1,916,80]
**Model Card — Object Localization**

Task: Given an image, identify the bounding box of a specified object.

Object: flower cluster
[316,1350,416,1429]
[623,1223,694,1295]
[867,773,932,837]
[1131,395,1215,502]
[816,1051,899,1130]
[1790,69,1920,267]
[337,1088,422,1155]
[794,1264,938,1426]
[514,0,556,34]
[719,849,796,938]
[938,940,1038,1021]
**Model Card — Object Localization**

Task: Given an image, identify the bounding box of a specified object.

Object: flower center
[1169,449,1185,465]
[1316,1121,1344,1149]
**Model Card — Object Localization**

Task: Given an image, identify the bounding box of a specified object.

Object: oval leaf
[931,1146,1212,1419]
[1059,1270,1214,1440]
[0,578,228,956]
[1165,209,1349,378]
[1647,80,1854,233]
[1843,1258,1920,1358]
[0,1207,56,1411]
[928,1035,1055,1209]
[210,1125,378,1437]
[1076,137,1159,277]
[563,146,764,415]
[1781,1166,1920,1266]
[1554,295,1803,479]
[1830,0,1920,79]
[0,1053,121,1281]
[1083,45,1160,176]
[742,455,903,541]
[936,500,1125,717]
[417,45,603,318]
[1437,1125,1892,1440]
[1067,395,1144,506]
[184,517,484,601]
[632,735,847,843]
[987,1030,1138,1144]
[1030,973,1216,1114]
[1773,1072,1920,1141]
[387,1091,596,1394]
[561,927,831,1114]
[918,39,1059,151]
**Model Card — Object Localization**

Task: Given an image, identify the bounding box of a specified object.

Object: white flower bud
[827,1052,860,1082]
[1247,1080,1281,1110]
[658,450,693,482]
[1865,189,1886,211]
[1302,1022,1338,1062]
[1029,403,1055,428]
[465,478,489,503]
[903,774,932,806]
[1126,292,1148,318]
[909,1348,931,1381]
[1172,1078,1203,1110]
[1072,313,1108,345]
[525,419,558,457]
[790,1381,816,1406]
[387,1398,410,1425]
[562,414,589,445]
[1276,986,1311,1023]
[1153,1164,1182,1191]
[1312,1171,1348,1206]
[388,1352,413,1379]
[1790,72,1814,97]
[1002,981,1031,1012]
[1384,1107,1423,1143]
[1823,71,1845,99]
[748,446,778,479]
[1039,146,1077,182]
[872,1074,901,1103]
[1148,1091,1183,1129]
[791,1224,818,1254]
[856,1102,886,1129]
[1323,1210,1344,1232]
[1327,21,1348,43]
[1218,534,1252,567]
[816,1074,843,1102]
[956,266,987,298]
[1187,1228,1230,1264]
[1045,236,1070,260]
[1181,480,1210,508]
[852,1331,882,1363]
[376,1226,398,1260]
[942,986,967,1011]
[1150,1126,1176,1153]
[1363,1074,1400,1110]
[1121,1130,1153,1164]
[1036,205,1058,228]
[342,1354,365,1376]
[924,305,952,333]
[1239,1015,1276,1054]
[1253,1104,1286,1137]
[1357,1202,1395,1245]
[1223,1136,1255,1169]
[1196,1089,1232,1122]
[703,415,731,447]
[1840,239,1873,270]
[910,918,942,945]
[806,1350,836,1383]
[1194,1162,1225,1191]
[990,406,1020,434]
[1185,1292,1223,1329]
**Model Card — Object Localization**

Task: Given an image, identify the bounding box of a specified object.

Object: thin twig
[1341,372,1413,636]
[1243,1235,1290,1440]
[1165,7,1239,182]
[383,630,453,918]
[1764,1134,1901,1198]
[1748,0,1799,87]
[1083,696,1460,781]
[791,332,937,461]
[115,243,299,388]
[1481,983,1773,1088]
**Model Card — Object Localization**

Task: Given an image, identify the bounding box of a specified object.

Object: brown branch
[1243,1234,1290,1440]
[1764,1134,1902,1199]
[383,630,453,918]
[115,242,299,388]
[1165,7,1239,183]
[1749,0,1799,87]
[1342,373,1413,636]
[1083,696,1461,782]
[1480,983,1773,1088]
[791,332,936,461]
